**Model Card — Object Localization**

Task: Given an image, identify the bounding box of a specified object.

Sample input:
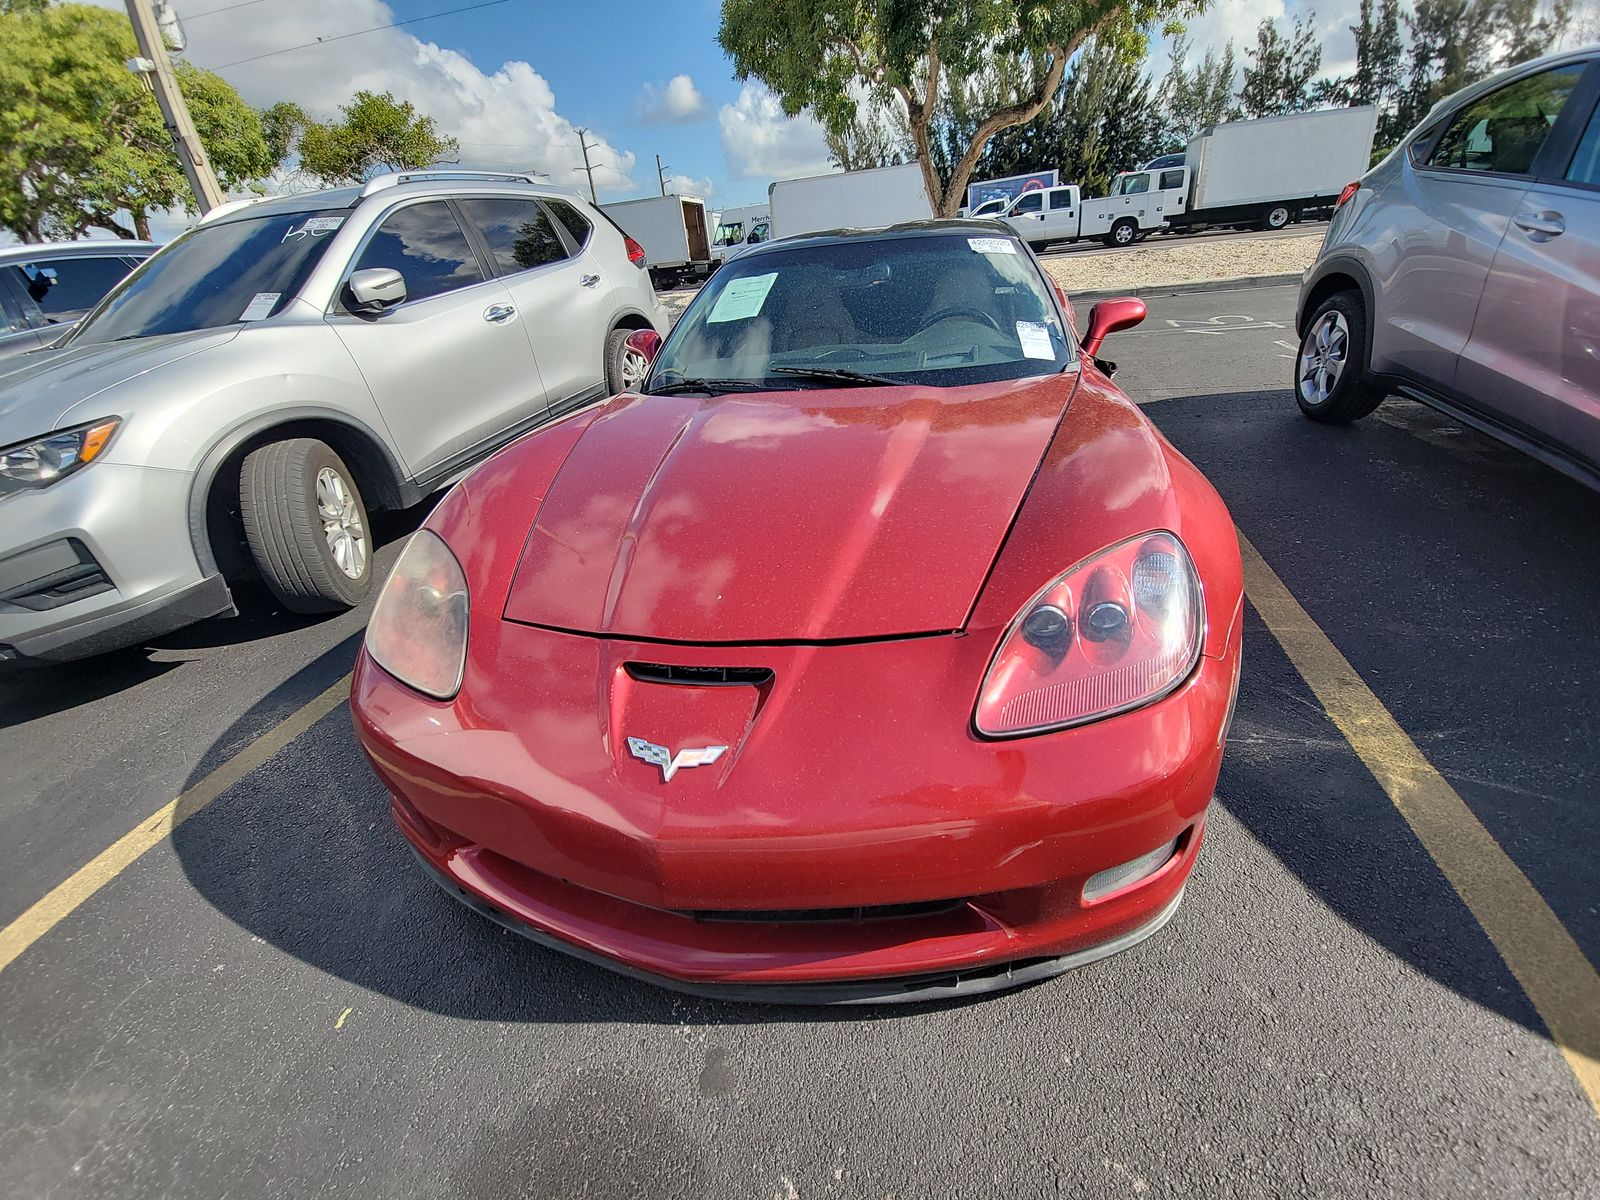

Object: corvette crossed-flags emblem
[626,737,729,782]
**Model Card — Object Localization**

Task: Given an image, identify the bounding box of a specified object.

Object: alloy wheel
[316,465,367,579]
[620,347,651,389]
[1297,310,1350,407]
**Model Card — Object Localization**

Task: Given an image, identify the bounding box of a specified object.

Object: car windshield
[67,209,347,345]
[648,231,1073,392]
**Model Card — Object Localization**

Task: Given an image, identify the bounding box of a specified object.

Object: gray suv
[0,241,158,362]
[1297,47,1600,489]
[0,171,667,664]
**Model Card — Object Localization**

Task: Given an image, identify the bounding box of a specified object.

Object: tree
[825,102,911,171]
[0,3,278,240]
[1158,34,1237,148]
[1236,14,1324,119]
[291,91,459,185]
[719,0,1202,218]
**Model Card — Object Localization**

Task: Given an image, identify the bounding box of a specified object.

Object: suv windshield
[68,209,348,345]
[648,231,1072,392]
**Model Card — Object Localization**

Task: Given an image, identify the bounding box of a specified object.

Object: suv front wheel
[240,438,373,613]
[1296,292,1386,424]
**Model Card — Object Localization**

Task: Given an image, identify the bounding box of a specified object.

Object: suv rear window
[1426,63,1585,176]
[544,199,592,249]
[458,198,568,273]
[69,210,346,345]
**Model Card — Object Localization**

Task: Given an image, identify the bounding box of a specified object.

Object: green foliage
[977,37,1166,194]
[1236,14,1323,119]
[289,91,459,185]
[1158,33,1236,146]
[718,0,1204,216]
[0,2,276,240]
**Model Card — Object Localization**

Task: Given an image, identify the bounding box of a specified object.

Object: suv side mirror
[347,268,406,314]
[1081,297,1147,359]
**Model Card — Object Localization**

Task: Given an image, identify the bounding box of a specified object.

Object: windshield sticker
[281,215,345,243]
[1016,320,1054,359]
[707,271,778,323]
[239,292,281,322]
[967,237,1016,255]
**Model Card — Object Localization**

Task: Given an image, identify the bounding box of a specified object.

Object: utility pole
[574,129,601,204]
[125,0,224,215]
[656,154,669,196]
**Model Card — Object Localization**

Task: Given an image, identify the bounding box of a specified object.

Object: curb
[1069,273,1303,304]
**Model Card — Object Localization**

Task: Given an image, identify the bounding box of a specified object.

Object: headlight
[975,531,1203,737]
[0,418,120,497]
[365,530,469,700]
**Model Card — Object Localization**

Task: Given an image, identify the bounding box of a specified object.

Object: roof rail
[359,169,548,198]
[197,195,268,225]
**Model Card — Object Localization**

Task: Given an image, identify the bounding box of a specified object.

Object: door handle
[579,273,601,288]
[483,303,516,323]
[1513,210,1565,239]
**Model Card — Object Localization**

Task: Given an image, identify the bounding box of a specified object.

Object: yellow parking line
[0,673,352,976]
[1240,532,1600,1116]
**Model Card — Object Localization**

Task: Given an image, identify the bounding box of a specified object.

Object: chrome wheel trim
[1267,206,1290,228]
[1298,310,1350,406]
[316,465,367,579]
[620,347,650,389]
[1114,223,1135,244]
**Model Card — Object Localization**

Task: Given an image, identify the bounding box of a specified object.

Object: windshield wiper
[647,377,795,396]
[771,366,901,387]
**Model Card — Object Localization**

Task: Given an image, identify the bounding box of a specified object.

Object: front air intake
[625,662,773,687]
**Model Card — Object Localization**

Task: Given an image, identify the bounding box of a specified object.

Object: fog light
[1082,837,1179,902]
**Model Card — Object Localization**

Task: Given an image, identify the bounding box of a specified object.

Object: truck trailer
[600,194,713,285]
[1005,106,1378,250]
[710,203,771,264]
[768,162,934,240]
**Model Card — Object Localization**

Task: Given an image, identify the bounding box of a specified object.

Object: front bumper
[351,613,1240,999]
[0,463,232,663]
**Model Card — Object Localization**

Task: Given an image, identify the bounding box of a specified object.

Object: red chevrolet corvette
[350,222,1244,1003]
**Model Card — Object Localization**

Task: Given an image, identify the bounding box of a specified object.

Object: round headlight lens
[364,530,469,700]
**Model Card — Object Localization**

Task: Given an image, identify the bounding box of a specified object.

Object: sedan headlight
[365,530,469,700]
[975,532,1203,737]
[0,418,120,497]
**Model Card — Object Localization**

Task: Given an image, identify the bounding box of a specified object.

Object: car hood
[0,328,240,446]
[503,374,1076,642]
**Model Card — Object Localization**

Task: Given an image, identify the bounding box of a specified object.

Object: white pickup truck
[1004,106,1379,250]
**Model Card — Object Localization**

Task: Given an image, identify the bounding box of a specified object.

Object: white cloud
[662,173,713,198]
[163,0,636,196]
[718,83,835,182]
[637,74,707,124]
[1163,0,1360,86]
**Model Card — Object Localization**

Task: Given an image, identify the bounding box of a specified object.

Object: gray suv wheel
[240,438,373,613]
[1295,292,1386,424]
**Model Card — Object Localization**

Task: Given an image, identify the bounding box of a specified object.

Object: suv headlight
[0,418,120,497]
[365,530,470,700]
[975,532,1204,737]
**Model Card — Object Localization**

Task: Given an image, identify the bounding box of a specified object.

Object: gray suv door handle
[579,274,601,288]
[483,303,516,323]
[1513,210,1565,239]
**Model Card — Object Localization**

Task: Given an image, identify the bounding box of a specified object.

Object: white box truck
[1005,107,1378,250]
[710,203,771,264]
[768,162,934,240]
[600,194,713,284]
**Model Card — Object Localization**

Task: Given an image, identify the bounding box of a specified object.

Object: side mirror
[347,267,406,313]
[622,328,662,378]
[1081,297,1147,359]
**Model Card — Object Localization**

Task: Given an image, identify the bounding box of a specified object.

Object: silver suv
[1296,46,1600,489]
[0,171,668,664]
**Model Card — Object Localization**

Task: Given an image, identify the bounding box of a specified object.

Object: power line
[210,0,512,70]
[184,0,270,20]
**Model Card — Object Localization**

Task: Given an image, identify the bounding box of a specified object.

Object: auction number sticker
[281,215,345,243]
[708,272,778,323]
[967,237,1016,255]
[1015,320,1054,359]
[239,292,281,322]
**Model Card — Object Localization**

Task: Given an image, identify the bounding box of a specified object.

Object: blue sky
[95,0,1369,226]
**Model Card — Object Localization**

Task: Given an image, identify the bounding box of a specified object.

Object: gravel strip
[1041,234,1323,295]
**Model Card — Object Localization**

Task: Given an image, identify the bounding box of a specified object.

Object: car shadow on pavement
[0,647,182,729]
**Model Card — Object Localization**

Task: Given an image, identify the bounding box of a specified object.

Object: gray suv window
[544,198,592,249]
[1426,63,1585,176]
[11,256,133,318]
[353,202,485,303]
[458,198,568,274]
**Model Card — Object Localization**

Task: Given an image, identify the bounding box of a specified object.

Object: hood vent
[624,662,774,687]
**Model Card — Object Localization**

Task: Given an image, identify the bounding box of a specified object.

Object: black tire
[1104,219,1137,247]
[1263,204,1292,230]
[239,438,373,614]
[606,326,654,394]
[1028,240,1050,253]
[1295,291,1386,424]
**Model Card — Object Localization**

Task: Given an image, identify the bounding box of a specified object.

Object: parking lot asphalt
[3,282,1598,1199]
